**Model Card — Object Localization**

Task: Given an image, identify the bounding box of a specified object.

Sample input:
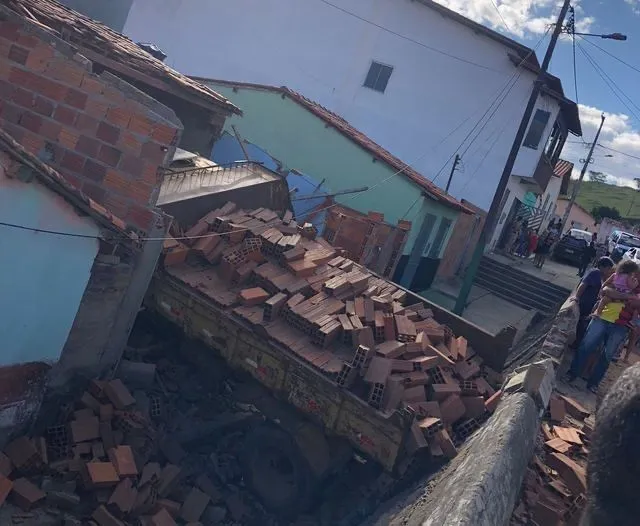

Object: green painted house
[197,78,472,290]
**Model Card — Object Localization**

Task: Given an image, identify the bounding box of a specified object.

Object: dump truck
[145,203,508,517]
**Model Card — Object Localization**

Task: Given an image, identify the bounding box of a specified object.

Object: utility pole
[446,154,461,193]
[560,113,605,234]
[453,0,572,315]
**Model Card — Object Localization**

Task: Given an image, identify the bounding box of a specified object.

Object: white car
[622,248,640,264]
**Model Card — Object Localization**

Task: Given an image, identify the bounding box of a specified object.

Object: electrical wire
[572,30,579,107]
[489,0,513,33]
[315,0,504,73]
[580,36,640,76]
[577,41,640,124]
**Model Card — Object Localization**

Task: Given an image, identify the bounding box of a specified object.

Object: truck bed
[149,261,412,472]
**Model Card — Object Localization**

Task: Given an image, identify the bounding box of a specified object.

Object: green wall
[209,84,459,256]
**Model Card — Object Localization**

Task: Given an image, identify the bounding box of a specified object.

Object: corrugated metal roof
[194,78,473,214]
[3,0,240,115]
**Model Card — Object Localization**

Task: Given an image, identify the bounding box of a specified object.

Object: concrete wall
[555,198,597,231]
[204,85,459,259]
[0,9,182,234]
[0,153,99,367]
[124,0,562,215]
[58,0,133,32]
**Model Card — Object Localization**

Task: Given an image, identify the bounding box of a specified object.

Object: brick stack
[162,202,505,456]
[0,12,181,233]
[510,394,592,526]
[0,377,225,525]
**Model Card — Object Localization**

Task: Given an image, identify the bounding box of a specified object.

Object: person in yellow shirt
[565,260,640,393]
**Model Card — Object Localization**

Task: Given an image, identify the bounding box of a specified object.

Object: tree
[592,205,621,222]
[588,171,607,184]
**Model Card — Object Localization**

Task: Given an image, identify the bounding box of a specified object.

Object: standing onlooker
[503,219,519,255]
[527,230,539,258]
[578,238,597,278]
[572,257,615,348]
[565,260,640,393]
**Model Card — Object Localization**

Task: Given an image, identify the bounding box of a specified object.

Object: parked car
[621,247,640,265]
[609,231,640,262]
[553,228,593,266]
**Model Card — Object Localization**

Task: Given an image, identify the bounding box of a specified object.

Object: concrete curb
[367,392,540,526]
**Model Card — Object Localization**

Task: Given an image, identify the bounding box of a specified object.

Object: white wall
[124,0,561,212]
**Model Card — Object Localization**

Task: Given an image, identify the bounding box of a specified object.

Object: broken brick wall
[0,6,183,235]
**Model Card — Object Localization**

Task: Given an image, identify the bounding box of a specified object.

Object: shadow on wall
[212,132,332,232]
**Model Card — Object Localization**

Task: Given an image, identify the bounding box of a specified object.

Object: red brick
[58,128,80,150]
[80,75,104,95]
[92,504,125,526]
[0,79,15,100]
[64,88,88,110]
[126,205,155,231]
[103,380,135,410]
[461,396,486,419]
[0,474,12,506]
[195,474,222,503]
[99,404,114,422]
[108,446,138,477]
[8,44,28,65]
[10,478,45,510]
[96,121,120,144]
[31,95,55,117]
[12,86,34,108]
[0,22,21,41]
[53,105,77,126]
[15,33,39,49]
[74,134,99,157]
[128,114,154,136]
[44,60,84,88]
[83,158,107,182]
[239,287,270,306]
[97,144,122,167]
[4,436,39,470]
[439,395,466,425]
[39,77,68,102]
[118,153,144,178]
[70,416,100,443]
[82,181,106,203]
[86,461,120,488]
[117,130,143,156]
[38,118,61,141]
[81,391,102,412]
[484,391,502,413]
[140,141,167,164]
[157,464,181,497]
[156,498,181,517]
[8,66,35,88]
[60,150,85,172]
[0,452,12,477]
[20,130,44,155]
[24,45,54,72]
[127,182,153,204]
[1,101,22,125]
[85,98,109,119]
[151,508,177,526]
[18,111,42,133]
[435,429,457,459]
[108,478,137,515]
[179,487,210,522]
[151,123,177,145]
[74,407,94,420]
[106,106,132,128]
[69,113,96,134]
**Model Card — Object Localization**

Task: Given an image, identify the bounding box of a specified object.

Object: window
[364,61,393,93]
[427,218,453,258]
[523,109,551,149]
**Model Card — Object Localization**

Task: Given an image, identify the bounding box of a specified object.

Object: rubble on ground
[509,393,594,526]
[163,202,505,458]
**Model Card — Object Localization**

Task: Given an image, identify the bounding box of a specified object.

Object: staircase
[475,257,572,312]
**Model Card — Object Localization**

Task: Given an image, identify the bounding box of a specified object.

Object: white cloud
[563,104,640,187]
[625,0,640,14]
[434,0,595,37]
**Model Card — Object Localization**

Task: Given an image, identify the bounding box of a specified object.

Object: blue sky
[436,0,640,186]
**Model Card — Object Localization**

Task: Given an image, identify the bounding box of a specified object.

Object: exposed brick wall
[0,12,183,234]
[437,201,486,280]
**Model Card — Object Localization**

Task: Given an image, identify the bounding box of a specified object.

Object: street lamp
[572,32,627,40]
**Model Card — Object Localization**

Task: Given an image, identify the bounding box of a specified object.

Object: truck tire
[241,423,317,516]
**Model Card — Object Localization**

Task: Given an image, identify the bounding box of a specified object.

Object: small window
[523,109,551,149]
[364,61,393,93]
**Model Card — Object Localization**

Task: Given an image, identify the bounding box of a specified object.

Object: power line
[580,36,640,76]
[489,0,512,33]
[315,0,504,73]
[597,144,640,161]
[576,41,640,124]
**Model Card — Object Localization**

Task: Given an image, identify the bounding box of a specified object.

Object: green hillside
[570,180,640,220]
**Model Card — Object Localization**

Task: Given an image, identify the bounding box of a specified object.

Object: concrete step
[476,265,570,305]
[479,258,571,297]
[474,276,559,312]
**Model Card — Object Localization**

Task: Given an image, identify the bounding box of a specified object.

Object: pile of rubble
[163,202,504,459]
[510,393,594,526]
[0,364,260,526]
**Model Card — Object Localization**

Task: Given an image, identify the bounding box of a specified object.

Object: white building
[123,0,580,248]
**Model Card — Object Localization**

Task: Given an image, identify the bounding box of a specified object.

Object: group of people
[504,217,562,269]
[568,256,640,393]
